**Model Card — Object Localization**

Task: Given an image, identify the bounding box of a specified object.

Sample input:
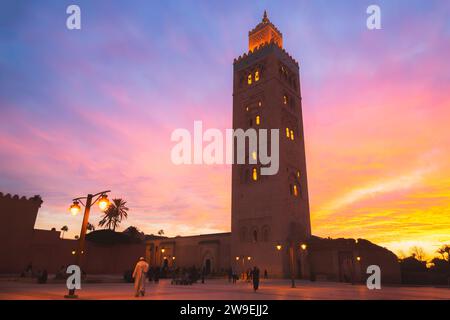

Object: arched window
[283,95,288,105]
[255,70,260,82]
[252,151,257,161]
[248,74,252,85]
[252,168,258,181]
[290,129,295,141]
[286,127,290,138]
[262,226,270,242]
[258,101,262,107]
[253,229,258,242]
[256,115,261,126]
[297,171,301,178]
[293,184,299,197]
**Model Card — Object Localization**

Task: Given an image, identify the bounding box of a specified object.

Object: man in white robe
[132,257,149,297]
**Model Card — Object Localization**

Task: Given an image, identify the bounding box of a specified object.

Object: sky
[0,0,449,259]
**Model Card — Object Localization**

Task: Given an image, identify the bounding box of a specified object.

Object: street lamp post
[276,242,308,288]
[65,190,111,298]
[276,242,295,287]
[288,244,295,288]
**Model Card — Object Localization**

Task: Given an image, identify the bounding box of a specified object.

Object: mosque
[0,12,400,283]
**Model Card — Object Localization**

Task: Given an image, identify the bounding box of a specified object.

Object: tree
[123,226,140,235]
[437,245,450,262]
[437,245,450,281]
[98,198,129,231]
[123,226,145,241]
[410,246,426,261]
[86,222,95,233]
[158,229,164,236]
[60,225,68,239]
[74,235,79,240]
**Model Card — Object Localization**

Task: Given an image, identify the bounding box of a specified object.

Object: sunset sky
[1,0,449,258]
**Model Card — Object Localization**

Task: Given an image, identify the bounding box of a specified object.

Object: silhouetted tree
[98,198,129,231]
[429,257,448,273]
[437,245,450,280]
[400,256,427,273]
[437,245,450,262]
[123,226,145,241]
[60,225,68,239]
[86,223,95,233]
[410,246,426,261]
[158,229,164,236]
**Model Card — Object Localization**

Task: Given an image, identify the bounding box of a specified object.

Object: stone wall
[0,192,146,275]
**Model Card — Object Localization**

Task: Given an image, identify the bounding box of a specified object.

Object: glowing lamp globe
[98,194,110,211]
[69,201,81,216]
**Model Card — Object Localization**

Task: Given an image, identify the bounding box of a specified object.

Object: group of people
[237,266,262,292]
[227,267,239,283]
[20,263,48,284]
[171,265,208,284]
[132,257,264,297]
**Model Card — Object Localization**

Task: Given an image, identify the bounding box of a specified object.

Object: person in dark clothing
[154,267,160,283]
[190,266,198,283]
[201,267,206,284]
[252,266,260,292]
[147,267,153,281]
[37,269,48,284]
[228,267,232,283]
[264,269,268,279]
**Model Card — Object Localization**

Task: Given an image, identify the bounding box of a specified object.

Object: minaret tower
[231,11,311,277]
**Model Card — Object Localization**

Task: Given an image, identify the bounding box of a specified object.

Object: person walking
[252,266,260,292]
[232,266,237,284]
[154,267,160,283]
[132,257,149,297]
[201,266,206,284]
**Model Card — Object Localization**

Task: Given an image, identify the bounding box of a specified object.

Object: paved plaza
[0,278,449,300]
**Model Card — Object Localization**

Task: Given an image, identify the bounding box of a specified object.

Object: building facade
[0,12,401,283]
[230,10,311,278]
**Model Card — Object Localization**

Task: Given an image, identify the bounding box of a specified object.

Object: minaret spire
[248,10,283,51]
[262,10,269,23]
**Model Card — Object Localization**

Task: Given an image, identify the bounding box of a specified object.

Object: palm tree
[86,222,95,233]
[158,229,164,236]
[98,198,129,231]
[60,225,68,239]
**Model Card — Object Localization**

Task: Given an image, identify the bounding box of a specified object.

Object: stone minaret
[231,11,311,277]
